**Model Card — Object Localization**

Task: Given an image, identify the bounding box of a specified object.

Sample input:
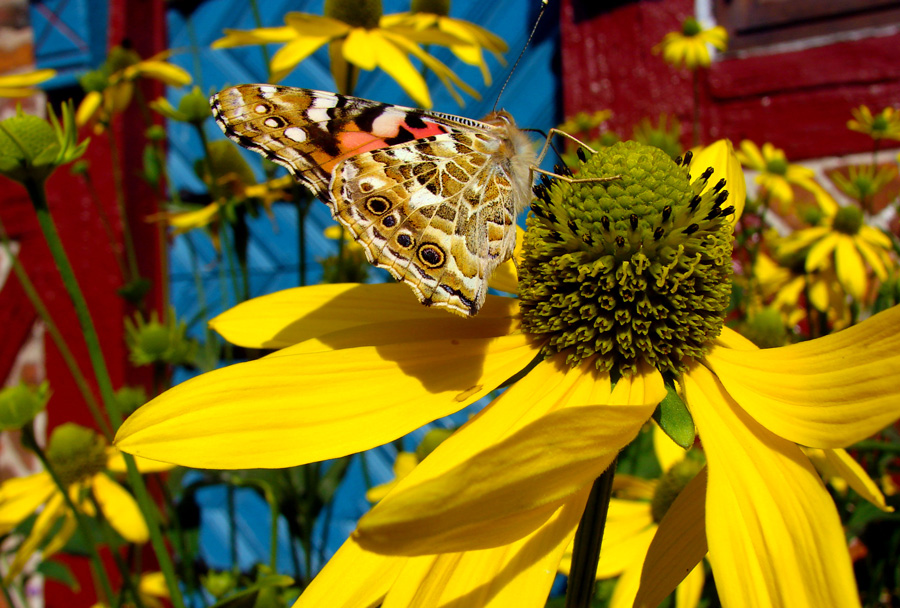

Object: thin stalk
[852,439,900,454]
[106,131,142,283]
[21,427,117,606]
[88,492,147,608]
[0,217,112,439]
[227,483,238,570]
[249,0,273,81]
[23,177,187,608]
[295,188,309,286]
[565,459,617,608]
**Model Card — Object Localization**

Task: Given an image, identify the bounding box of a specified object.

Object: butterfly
[210,84,538,317]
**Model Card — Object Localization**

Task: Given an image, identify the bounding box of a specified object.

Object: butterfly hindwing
[333,131,519,315]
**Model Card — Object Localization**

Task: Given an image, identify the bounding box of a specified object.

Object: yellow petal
[211,26,298,48]
[283,13,352,38]
[271,37,331,82]
[0,473,55,534]
[653,420,687,472]
[610,557,649,608]
[356,365,662,554]
[834,235,866,300]
[92,473,149,543]
[692,139,745,222]
[76,91,103,126]
[704,305,900,447]
[3,491,66,584]
[382,491,587,608]
[293,536,404,607]
[115,333,538,469]
[675,561,705,608]
[0,69,56,87]
[41,511,77,558]
[855,238,888,282]
[633,468,707,608]
[487,258,518,294]
[105,447,175,474]
[128,61,192,87]
[342,28,377,70]
[684,365,860,608]
[820,448,891,512]
[210,283,517,350]
[372,33,431,108]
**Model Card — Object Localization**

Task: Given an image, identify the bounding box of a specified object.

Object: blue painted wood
[29,0,109,87]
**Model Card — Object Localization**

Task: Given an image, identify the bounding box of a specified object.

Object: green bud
[107,45,141,74]
[0,382,50,431]
[415,427,454,461]
[115,386,148,416]
[46,423,108,487]
[650,452,705,523]
[833,205,863,236]
[682,17,702,37]
[0,103,89,186]
[411,0,450,16]
[146,124,167,141]
[202,570,237,599]
[740,307,789,348]
[79,67,111,93]
[125,310,197,366]
[178,87,212,124]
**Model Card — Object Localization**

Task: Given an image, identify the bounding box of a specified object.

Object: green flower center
[765,157,788,176]
[411,0,450,15]
[46,423,108,487]
[740,307,789,348]
[519,141,734,376]
[650,455,705,523]
[832,205,863,235]
[872,114,889,133]
[325,0,382,29]
[682,17,702,37]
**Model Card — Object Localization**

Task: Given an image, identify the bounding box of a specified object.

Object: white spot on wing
[264,118,280,128]
[307,107,330,123]
[371,112,405,137]
[284,127,307,143]
[255,104,267,114]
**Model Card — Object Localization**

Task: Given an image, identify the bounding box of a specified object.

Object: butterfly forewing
[210,84,535,316]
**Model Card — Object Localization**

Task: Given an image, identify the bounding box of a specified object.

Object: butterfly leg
[531,166,620,185]
[534,128,598,167]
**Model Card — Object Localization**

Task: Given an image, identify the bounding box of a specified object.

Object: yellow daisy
[654,17,728,69]
[211,0,485,108]
[76,46,191,133]
[847,105,900,141]
[116,141,900,607]
[735,140,817,205]
[0,424,171,583]
[777,184,895,302]
[90,572,170,608]
[0,69,56,98]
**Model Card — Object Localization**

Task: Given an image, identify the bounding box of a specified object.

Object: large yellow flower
[0,69,56,98]
[654,17,727,69]
[115,141,900,607]
[777,184,895,302]
[211,0,488,108]
[0,424,171,583]
[736,140,817,206]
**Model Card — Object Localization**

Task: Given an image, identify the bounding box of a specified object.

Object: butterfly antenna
[492,0,550,113]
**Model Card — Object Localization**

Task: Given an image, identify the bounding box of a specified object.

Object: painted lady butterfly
[210,84,537,317]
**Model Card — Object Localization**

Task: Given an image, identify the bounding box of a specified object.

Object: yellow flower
[90,572,170,608]
[654,17,727,69]
[830,163,898,210]
[115,141,900,607]
[380,7,508,86]
[0,424,171,583]
[0,69,56,98]
[847,105,900,141]
[211,0,485,108]
[735,140,817,205]
[777,184,894,302]
[76,46,191,133]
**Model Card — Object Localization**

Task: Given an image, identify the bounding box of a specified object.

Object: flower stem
[88,493,147,608]
[20,426,117,606]
[565,458,617,608]
[106,131,142,284]
[0,217,113,439]
[22,177,187,608]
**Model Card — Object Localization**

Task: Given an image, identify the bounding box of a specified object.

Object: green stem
[106,131,142,284]
[0,217,113,439]
[565,459,617,608]
[249,0,273,81]
[21,427,117,605]
[88,492,147,608]
[23,177,187,608]
[851,439,900,454]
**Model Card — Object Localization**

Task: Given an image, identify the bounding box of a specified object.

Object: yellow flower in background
[654,17,727,69]
[735,140,817,205]
[114,141,900,607]
[90,572,170,608]
[76,46,191,133]
[830,163,898,210]
[0,424,171,583]
[778,185,894,302]
[0,69,56,98]
[847,105,900,141]
[381,1,508,86]
[211,0,491,108]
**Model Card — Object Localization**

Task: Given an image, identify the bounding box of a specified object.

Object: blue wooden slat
[29,0,109,87]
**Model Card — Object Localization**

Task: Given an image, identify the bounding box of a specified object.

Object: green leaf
[36,559,80,591]
[653,383,695,448]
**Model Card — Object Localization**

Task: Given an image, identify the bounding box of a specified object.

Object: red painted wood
[560,0,900,161]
